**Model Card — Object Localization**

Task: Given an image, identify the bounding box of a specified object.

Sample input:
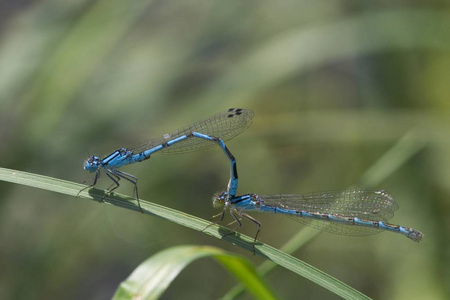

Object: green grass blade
[0,167,369,299]
[358,129,427,187]
[112,245,277,300]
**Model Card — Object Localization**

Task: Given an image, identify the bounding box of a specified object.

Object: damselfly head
[83,155,100,172]
[212,191,228,208]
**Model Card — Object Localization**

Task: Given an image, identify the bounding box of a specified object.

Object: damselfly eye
[212,191,227,208]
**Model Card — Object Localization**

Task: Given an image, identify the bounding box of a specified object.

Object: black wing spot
[227,107,245,117]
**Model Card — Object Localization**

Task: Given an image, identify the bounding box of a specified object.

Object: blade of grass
[358,129,427,187]
[112,245,277,300]
[0,167,369,300]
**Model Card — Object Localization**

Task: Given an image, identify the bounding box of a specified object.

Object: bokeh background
[1,1,449,299]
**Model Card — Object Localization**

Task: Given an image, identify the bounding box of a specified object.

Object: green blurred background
[1,1,449,299]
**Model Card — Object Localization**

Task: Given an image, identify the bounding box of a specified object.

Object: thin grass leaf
[0,167,369,299]
[112,245,277,300]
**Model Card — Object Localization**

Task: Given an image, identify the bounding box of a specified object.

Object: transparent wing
[259,190,399,236]
[129,108,254,154]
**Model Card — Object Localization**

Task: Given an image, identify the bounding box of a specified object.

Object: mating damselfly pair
[81,108,423,243]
